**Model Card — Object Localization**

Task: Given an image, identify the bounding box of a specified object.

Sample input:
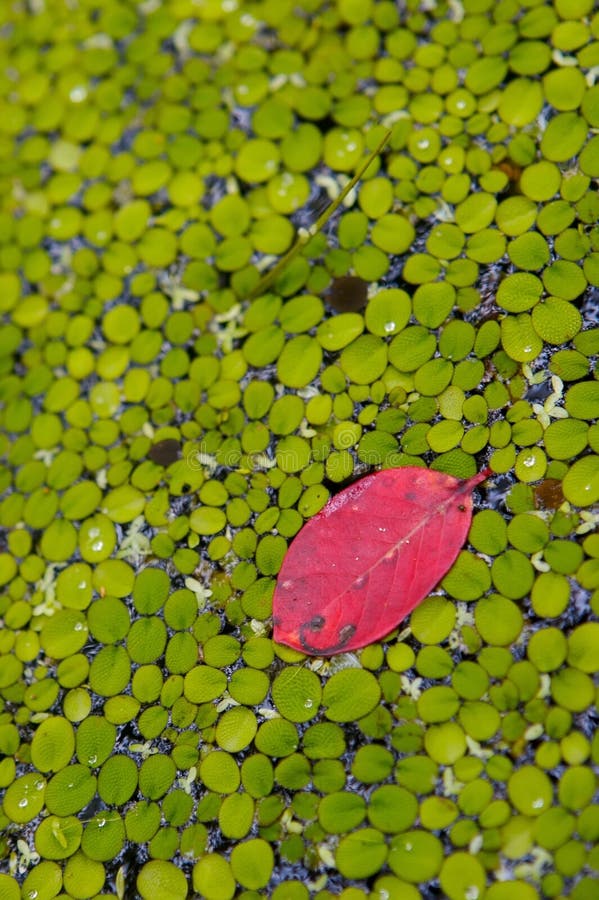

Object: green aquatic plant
[1,0,599,897]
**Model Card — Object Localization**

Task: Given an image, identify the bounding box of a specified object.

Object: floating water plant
[1,0,599,897]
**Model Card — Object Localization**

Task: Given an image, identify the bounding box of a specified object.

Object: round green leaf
[272,667,322,723]
[323,669,381,722]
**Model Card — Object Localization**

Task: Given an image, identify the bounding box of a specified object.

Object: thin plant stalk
[249,129,392,299]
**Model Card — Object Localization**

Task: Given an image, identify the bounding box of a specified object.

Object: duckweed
[2,0,599,896]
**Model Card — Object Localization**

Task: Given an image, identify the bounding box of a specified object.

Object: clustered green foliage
[1,0,599,897]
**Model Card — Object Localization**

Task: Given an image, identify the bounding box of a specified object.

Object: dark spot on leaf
[308,615,325,631]
[534,478,565,510]
[298,620,357,655]
[149,439,182,466]
[325,275,368,312]
[458,504,466,512]
[495,159,522,184]
[338,624,356,644]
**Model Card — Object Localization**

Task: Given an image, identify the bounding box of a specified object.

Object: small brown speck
[534,478,564,510]
[326,276,369,312]
[149,439,182,466]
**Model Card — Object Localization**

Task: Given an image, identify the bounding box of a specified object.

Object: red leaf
[273,466,490,656]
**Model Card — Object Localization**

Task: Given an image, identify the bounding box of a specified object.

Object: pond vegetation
[0,0,599,898]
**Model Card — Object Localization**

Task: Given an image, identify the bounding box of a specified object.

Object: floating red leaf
[273,466,490,656]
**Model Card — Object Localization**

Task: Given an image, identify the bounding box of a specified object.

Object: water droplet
[88,755,97,765]
[522,456,535,468]
[92,540,104,551]
[383,321,395,333]
[378,526,387,532]
[97,817,106,828]
[69,85,87,103]
[304,699,313,709]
